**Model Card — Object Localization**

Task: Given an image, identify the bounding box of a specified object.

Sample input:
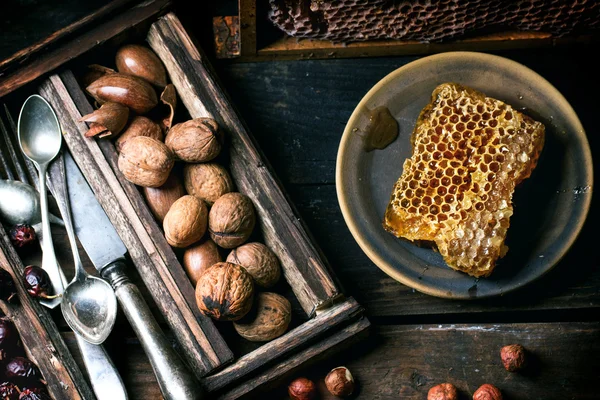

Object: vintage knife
[63,150,202,400]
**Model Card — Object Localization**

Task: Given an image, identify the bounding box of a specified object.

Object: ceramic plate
[336,52,593,299]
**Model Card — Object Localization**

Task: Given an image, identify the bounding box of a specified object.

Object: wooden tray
[2,7,369,399]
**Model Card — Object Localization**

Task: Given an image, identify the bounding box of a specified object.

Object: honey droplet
[356,106,399,152]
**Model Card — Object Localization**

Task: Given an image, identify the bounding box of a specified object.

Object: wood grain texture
[147,12,342,317]
[0,226,94,400]
[0,0,171,98]
[38,72,232,376]
[216,50,600,316]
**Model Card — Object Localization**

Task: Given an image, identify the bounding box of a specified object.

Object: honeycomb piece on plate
[383,83,545,277]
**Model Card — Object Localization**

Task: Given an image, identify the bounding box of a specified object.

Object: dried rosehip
[0,269,18,303]
[500,344,527,372]
[23,267,57,300]
[9,225,36,249]
[0,317,19,361]
[0,382,20,400]
[19,388,50,400]
[5,357,42,386]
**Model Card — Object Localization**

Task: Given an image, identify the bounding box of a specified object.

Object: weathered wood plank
[38,73,232,376]
[0,226,94,400]
[147,12,342,317]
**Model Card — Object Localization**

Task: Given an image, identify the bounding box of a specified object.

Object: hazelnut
[325,366,355,397]
[183,239,222,286]
[288,377,316,400]
[118,136,174,187]
[166,118,223,163]
[184,163,234,206]
[500,344,526,372]
[233,292,291,341]
[208,193,256,249]
[163,195,208,248]
[226,242,280,288]
[195,262,254,321]
[428,383,458,400]
[473,384,502,400]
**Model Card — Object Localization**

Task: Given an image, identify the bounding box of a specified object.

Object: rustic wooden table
[2,3,599,399]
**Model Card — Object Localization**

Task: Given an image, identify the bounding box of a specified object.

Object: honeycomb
[383,83,545,277]
[268,0,600,43]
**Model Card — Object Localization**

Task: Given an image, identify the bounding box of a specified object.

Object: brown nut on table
[79,102,129,138]
[226,242,280,288]
[183,239,222,286]
[142,171,186,223]
[325,366,355,397]
[473,384,502,400]
[116,44,167,88]
[163,195,208,248]
[428,383,458,400]
[233,292,291,341]
[195,262,254,321]
[86,73,158,114]
[500,344,526,372]
[118,136,174,187]
[116,116,163,153]
[184,163,234,206]
[166,118,223,163]
[209,193,256,249]
[288,377,317,400]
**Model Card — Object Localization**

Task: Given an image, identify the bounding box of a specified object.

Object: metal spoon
[17,95,65,307]
[0,179,64,227]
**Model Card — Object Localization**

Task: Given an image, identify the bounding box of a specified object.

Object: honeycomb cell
[401,199,410,208]
[406,189,414,198]
[415,188,425,197]
[412,198,421,207]
[437,186,447,196]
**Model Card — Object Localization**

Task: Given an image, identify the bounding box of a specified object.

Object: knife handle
[102,260,203,400]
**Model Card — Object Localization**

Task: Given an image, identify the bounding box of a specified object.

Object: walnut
[115,116,163,153]
[195,262,254,321]
[428,383,458,400]
[183,239,222,286]
[325,366,355,397]
[163,195,208,248]
[165,118,223,162]
[117,136,174,187]
[184,163,234,206]
[500,344,526,372]
[233,292,291,341]
[473,384,502,400]
[208,193,256,249]
[288,377,316,400]
[226,242,280,288]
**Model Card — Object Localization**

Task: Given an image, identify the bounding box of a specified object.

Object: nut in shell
[166,118,223,163]
[473,384,502,400]
[233,292,291,341]
[226,242,280,288]
[116,116,163,153]
[142,170,186,223]
[325,366,355,397]
[195,262,254,321]
[500,344,526,372]
[428,383,458,400]
[288,377,316,400]
[117,136,174,187]
[184,163,234,206]
[163,195,208,248]
[79,102,129,138]
[183,239,222,286]
[115,44,167,88]
[86,73,158,114]
[209,192,256,249]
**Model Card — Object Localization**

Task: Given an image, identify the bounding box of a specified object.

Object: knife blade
[62,150,202,400]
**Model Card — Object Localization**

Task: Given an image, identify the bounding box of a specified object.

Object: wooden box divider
[0,225,94,400]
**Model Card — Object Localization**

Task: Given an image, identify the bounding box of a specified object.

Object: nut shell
[116,116,163,153]
[116,44,167,88]
[209,193,256,248]
[184,163,234,206]
[500,344,526,372]
[118,136,174,187]
[226,242,280,288]
[473,384,502,400]
[86,73,158,114]
[428,383,458,400]
[166,118,223,162]
[288,377,316,400]
[163,195,208,248]
[233,292,291,341]
[195,262,254,321]
[325,366,355,397]
[183,239,222,286]
[142,171,186,223]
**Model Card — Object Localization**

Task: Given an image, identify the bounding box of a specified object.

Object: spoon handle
[37,162,64,307]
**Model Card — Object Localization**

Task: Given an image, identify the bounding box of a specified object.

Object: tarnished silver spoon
[0,179,64,227]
